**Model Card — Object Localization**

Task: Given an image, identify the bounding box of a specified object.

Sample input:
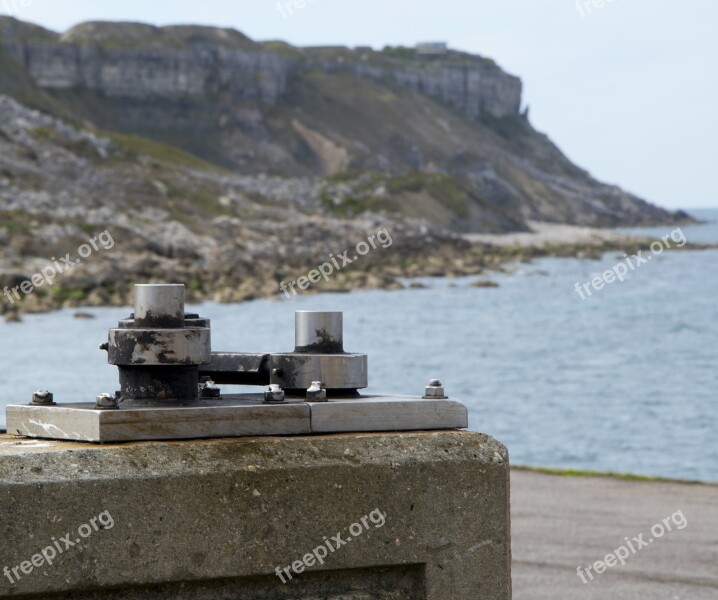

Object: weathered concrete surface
[0,431,511,599]
[512,469,718,599]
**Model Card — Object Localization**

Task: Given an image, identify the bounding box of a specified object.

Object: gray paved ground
[511,470,718,599]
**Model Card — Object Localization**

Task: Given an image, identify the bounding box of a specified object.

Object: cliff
[3,22,288,103]
[0,17,689,242]
[1,19,521,118]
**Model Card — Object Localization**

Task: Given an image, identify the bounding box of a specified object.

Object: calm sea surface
[1,210,716,481]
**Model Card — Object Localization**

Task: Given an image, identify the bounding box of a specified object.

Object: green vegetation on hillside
[321,171,469,218]
[61,22,258,52]
[104,131,226,172]
[0,17,58,43]
[381,46,417,60]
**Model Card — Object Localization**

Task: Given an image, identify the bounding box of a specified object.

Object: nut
[200,379,221,399]
[423,379,447,399]
[306,381,327,402]
[264,384,286,404]
[96,392,119,410]
[31,390,55,406]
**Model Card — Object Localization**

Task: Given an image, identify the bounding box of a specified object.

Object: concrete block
[0,430,511,599]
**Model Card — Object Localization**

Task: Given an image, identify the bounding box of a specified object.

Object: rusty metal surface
[270,353,368,391]
[199,352,271,386]
[108,328,211,366]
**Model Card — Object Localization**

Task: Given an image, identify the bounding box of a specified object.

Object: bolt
[200,379,221,399]
[272,368,284,378]
[306,381,327,402]
[99,342,109,351]
[423,379,447,399]
[264,384,286,404]
[96,392,119,410]
[31,390,55,406]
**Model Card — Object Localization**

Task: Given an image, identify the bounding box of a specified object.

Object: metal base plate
[5,395,468,443]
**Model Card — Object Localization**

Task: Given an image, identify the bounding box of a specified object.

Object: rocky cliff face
[1,20,521,119]
[3,23,290,103]
[390,60,522,118]
[306,50,522,119]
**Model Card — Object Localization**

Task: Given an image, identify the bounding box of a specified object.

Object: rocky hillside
[0,17,688,233]
[0,92,487,315]
[0,17,695,316]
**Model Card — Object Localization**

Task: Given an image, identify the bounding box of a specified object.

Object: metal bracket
[6,395,467,443]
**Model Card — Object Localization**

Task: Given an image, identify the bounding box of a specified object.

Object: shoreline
[2,222,716,321]
[464,220,660,247]
[463,218,715,247]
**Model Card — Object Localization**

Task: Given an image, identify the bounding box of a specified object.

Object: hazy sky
[5,1,716,209]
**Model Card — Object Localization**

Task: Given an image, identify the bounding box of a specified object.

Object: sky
[4,0,716,210]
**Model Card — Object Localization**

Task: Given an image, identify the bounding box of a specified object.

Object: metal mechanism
[5,283,468,442]
[108,284,211,406]
[199,311,367,396]
[270,311,367,396]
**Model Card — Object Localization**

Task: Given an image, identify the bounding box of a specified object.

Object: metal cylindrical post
[295,311,344,353]
[107,283,211,405]
[134,284,185,328]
